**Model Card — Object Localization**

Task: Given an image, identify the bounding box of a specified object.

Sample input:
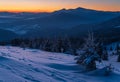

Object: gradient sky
[0,0,120,12]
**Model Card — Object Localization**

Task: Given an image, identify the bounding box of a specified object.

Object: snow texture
[0,46,120,82]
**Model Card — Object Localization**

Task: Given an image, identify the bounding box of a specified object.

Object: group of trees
[76,31,120,71]
[108,44,120,62]
[1,31,120,72]
[115,44,120,62]
[10,37,83,55]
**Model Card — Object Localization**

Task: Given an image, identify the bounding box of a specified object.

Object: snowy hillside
[0,46,120,82]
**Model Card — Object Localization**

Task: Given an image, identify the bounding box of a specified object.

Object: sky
[0,0,120,12]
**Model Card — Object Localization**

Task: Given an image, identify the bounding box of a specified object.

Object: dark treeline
[8,37,84,55]
[0,33,119,56]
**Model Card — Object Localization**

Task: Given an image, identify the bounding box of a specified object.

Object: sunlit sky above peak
[0,0,120,12]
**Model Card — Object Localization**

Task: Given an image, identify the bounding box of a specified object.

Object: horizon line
[0,7,120,13]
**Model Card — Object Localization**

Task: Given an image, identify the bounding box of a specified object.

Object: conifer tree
[77,31,101,70]
[102,47,108,60]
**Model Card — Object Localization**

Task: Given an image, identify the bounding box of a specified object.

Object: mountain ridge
[0,7,120,41]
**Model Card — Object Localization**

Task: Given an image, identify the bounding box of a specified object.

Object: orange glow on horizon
[0,9,52,13]
[0,0,119,13]
[0,6,55,13]
[0,7,120,13]
[0,5,120,13]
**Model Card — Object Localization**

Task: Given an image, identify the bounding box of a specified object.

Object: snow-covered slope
[0,46,120,82]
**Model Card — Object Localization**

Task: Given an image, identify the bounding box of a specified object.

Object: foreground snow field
[0,46,120,82]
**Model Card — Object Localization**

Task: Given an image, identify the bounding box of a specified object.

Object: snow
[0,46,120,82]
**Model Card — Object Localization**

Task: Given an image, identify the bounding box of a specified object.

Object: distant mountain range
[0,7,120,41]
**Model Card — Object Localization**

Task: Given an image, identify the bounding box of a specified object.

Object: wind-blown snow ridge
[0,46,120,82]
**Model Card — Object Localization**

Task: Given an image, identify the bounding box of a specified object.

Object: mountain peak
[76,7,87,10]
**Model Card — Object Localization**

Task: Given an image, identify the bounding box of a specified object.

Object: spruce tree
[96,42,103,58]
[110,46,113,51]
[102,47,108,60]
[77,31,101,70]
